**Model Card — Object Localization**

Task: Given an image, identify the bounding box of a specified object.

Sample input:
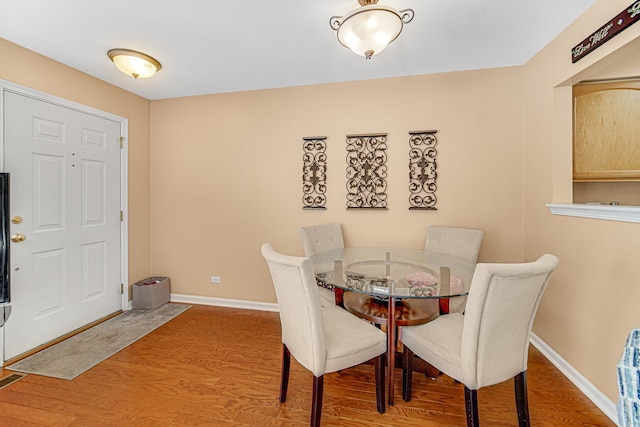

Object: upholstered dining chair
[261,243,386,427]
[299,223,344,306]
[425,225,483,264]
[425,225,484,313]
[401,254,559,427]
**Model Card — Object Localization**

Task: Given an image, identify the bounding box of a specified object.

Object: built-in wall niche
[573,182,640,206]
[549,38,640,223]
[572,78,640,206]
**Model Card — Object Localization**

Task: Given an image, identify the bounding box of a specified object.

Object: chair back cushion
[261,243,326,375]
[461,254,559,389]
[424,226,483,264]
[300,223,344,257]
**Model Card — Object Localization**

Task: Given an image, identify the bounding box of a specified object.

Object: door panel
[82,242,107,300]
[32,249,65,318]
[33,154,65,230]
[3,91,122,360]
[82,159,107,225]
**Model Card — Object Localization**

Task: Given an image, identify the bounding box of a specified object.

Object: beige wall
[523,0,640,401]
[150,67,524,304]
[0,38,152,290]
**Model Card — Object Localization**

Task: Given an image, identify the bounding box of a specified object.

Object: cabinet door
[573,80,640,181]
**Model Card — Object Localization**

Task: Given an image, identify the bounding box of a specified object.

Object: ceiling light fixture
[107,49,162,79]
[330,0,414,59]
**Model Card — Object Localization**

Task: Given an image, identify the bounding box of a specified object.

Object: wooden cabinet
[573,80,640,181]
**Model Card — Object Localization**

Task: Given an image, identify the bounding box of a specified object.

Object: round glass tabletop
[310,247,476,299]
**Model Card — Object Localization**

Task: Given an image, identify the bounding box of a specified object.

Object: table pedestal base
[342,292,440,405]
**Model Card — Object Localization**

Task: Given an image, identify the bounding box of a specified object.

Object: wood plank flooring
[0,304,616,426]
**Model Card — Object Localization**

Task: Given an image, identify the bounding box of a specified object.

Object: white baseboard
[530,333,618,425]
[170,293,279,312]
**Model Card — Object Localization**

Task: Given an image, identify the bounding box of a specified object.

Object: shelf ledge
[546,204,640,223]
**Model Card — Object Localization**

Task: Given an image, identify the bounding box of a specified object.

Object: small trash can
[132,277,170,310]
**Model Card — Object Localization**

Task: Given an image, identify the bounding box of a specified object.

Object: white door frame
[0,80,129,365]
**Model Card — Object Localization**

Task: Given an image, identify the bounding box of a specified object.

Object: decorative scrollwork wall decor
[346,133,388,209]
[302,136,327,209]
[408,130,438,210]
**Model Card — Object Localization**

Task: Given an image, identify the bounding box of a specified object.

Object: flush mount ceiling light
[107,49,162,79]
[330,0,414,59]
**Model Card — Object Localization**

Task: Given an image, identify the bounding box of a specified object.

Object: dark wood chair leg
[515,371,530,427]
[375,354,386,414]
[402,346,413,402]
[279,344,290,404]
[311,375,324,427]
[464,386,479,427]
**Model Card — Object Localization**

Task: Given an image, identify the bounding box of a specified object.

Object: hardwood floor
[0,304,616,426]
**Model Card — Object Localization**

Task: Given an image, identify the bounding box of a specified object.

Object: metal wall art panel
[408,130,438,210]
[302,136,327,209]
[346,133,388,209]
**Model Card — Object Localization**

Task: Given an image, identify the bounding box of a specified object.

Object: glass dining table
[309,247,477,405]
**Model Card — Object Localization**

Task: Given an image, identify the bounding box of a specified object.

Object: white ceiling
[0,0,597,101]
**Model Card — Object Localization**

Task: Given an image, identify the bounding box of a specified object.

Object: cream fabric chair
[299,223,345,306]
[425,225,484,313]
[401,254,559,427]
[261,243,386,427]
[425,226,483,264]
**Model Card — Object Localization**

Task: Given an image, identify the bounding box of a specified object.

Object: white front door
[2,90,123,360]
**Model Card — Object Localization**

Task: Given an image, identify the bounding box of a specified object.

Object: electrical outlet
[210,276,221,284]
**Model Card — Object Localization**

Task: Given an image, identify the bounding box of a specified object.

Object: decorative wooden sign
[571,1,640,63]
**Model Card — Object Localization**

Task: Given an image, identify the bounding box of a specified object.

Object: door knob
[10,233,26,243]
